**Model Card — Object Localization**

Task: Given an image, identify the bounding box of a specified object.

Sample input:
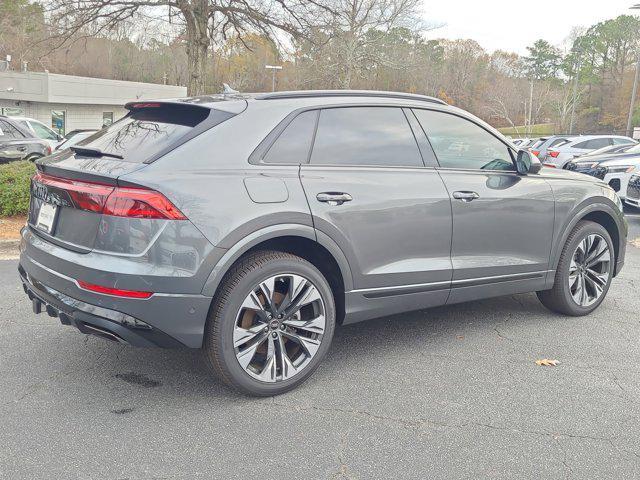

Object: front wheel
[537,220,614,316]
[203,250,335,396]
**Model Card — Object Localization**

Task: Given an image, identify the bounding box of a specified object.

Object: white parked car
[597,156,640,202]
[626,174,640,209]
[10,116,64,149]
[544,135,636,168]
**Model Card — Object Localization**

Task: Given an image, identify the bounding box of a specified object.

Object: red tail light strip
[77,280,153,299]
[33,172,186,220]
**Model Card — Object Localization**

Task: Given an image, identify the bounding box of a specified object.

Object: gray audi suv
[18,91,627,395]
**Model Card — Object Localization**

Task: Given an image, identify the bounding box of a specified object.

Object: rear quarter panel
[119,101,316,265]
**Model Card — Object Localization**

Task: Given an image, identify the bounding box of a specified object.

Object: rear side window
[310,107,423,167]
[263,110,317,164]
[549,138,568,147]
[77,105,222,163]
[574,138,612,149]
[0,120,25,139]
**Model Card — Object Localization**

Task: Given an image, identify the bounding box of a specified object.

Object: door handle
[17,146,27,152]
[452,191,480,202]
[316,192,353,206]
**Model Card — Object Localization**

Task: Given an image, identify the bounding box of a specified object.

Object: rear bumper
[19,264,184,347]
[19,227,217,348]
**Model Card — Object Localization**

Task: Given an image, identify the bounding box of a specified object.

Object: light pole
[265,64,283,92]
[626,4,640,138]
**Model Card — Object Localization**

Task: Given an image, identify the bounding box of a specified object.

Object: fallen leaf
[535,359,560,367]
[456,335,464,340]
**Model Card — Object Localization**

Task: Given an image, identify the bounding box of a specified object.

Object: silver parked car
[19,91,627,395]
[545,135,635,168]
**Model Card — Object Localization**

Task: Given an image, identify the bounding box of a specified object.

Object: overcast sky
[422,0,640,54]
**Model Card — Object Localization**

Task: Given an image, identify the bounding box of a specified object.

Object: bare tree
[42,0,329,94]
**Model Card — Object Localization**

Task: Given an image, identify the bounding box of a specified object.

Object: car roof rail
[255,90,448,105]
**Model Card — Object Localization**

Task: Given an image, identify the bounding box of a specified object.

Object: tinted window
[0,120,25,139]
[310,107,422,167]
[78,105,216,163]
[263,110,317,164]
[414,109,514,171]
[575,138,611,149]
[613,137,632,145]
[549,138,568,147]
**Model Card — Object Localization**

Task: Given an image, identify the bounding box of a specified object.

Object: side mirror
[57,134,64,141]
[516,149,542,175]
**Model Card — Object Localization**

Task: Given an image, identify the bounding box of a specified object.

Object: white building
[0,71,187,135]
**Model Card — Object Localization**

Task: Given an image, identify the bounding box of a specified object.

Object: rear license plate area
[36,203,58,234]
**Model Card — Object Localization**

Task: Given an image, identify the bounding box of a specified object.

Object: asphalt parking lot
[1,213,640,479]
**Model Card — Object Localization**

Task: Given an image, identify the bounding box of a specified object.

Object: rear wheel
[203,250,335,396]
[537,221,614,316]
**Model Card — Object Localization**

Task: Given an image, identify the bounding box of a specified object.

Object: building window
[51,110,66,135]
[102,112,114,127]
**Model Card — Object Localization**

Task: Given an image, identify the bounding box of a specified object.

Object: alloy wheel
[233,274,326,383]
[567,233,611,307]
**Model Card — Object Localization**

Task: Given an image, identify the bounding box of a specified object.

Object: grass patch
[498,123,556,137]
[0,161,35,216]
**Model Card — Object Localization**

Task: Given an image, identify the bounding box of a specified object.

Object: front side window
[310,107,423,167]
[263,110,317,164]
[413,109,514,171]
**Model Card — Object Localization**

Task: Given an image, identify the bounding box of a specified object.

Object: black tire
[537,220,614,316]
[25,154,43,162]
[203,250,336,396]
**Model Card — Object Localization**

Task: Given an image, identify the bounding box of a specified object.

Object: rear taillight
[548,151,560,158]
[77,280,153,299]
[531,150,540,157]
[34,173,114,213]
[33,172,186,220]
[46,146,52,155]
[104,186,187,219]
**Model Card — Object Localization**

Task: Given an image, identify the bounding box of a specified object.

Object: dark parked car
[0,116,51,163]
[19,91,626,396]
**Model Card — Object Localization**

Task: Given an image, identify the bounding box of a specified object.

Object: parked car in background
[18,91,626,395]
[511,138,531,147]
[577,142,638,158]
[55,130,98,151]
[0,116,52,163]
[544,135,635,168]
[10,116,65,149]
[534,135,578,161]
[597,156,640,202]
[626,174,640,209]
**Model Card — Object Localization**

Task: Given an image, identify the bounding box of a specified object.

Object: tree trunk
[181,0,210,96]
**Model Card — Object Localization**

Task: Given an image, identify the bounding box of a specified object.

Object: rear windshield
[75,105,217,163]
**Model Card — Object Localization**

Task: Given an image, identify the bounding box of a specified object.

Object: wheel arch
[551,199,626,277]
[201,224,353,324]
